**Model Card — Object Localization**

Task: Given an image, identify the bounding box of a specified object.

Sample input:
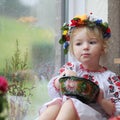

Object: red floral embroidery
[107,76,120,101]
[118,76,120,79]
[109,116,120,120]
[115,82,120,87]
[111,98,115,103]
[82,74,90,79]
[66,62,74,67]
[108,77,113,84]
[114,92,119,98]
[109,76,120,91]
[82,74,98,85]
[109,85,114,92]
[59,68,65,74]
[59,62,74,74]
[80,64,107,72]
[53,78,60,91]
[112,76,120,83]
[94,81,98,85]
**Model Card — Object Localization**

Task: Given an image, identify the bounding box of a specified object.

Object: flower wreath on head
[59,13,111,54]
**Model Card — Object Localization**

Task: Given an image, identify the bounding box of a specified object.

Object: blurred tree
[0,0,30,18]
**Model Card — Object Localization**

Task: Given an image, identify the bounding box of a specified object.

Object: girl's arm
[97,73,120,116]
[47,76,61,99]
[97,89,115,116]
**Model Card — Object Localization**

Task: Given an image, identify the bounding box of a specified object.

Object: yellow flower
[62,30,68,35]
[75,14,87,21]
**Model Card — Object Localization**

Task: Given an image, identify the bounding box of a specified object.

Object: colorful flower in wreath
[76,14,87,21]
[63,41,69,49]
[59,13,111,54]
[71,14,88,26]
[62,30,68,36]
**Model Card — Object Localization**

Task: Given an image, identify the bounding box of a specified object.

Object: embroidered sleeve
[107,75,120,115]
[58,62,75,74]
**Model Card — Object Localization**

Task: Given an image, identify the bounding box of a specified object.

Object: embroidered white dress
[39,62,120,120]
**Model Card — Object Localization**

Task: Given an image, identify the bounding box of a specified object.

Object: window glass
[0,0,56,119]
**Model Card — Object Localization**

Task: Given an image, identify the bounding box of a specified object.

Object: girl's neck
[81,63,102,72]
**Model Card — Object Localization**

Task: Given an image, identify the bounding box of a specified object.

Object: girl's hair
[69,27,108,56]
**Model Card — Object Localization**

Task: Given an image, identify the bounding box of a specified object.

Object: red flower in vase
[0,76,8,119]
[0,76,8,94]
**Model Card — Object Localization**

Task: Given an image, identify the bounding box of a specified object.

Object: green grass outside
[27,81,50,119]
[0,16,54,71]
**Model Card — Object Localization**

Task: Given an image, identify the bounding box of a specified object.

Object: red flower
[0,76,8,93]
[65,35,70,41]
[70,19,81,27]
[70,19,77,26]
[106,28,111,33]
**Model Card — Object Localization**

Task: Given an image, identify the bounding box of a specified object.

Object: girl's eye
[89,41,97,44]
[76,42,81,46]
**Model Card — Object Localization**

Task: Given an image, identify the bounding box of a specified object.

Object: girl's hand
[97,89,115,116]
[100,99,115,116]
[54,69,77,90]
[97,89,104,104]
[61,69,77,77]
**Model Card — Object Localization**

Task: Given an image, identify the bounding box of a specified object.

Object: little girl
[37,14,120,120]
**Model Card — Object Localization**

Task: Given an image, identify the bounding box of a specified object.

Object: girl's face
[71,28,104,65]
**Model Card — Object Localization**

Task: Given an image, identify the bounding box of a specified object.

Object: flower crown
[59,14,111,54]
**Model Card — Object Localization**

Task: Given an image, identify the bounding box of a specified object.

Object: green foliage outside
[0,16,55,72]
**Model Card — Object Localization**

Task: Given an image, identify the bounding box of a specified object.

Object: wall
[106,0,120,73]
